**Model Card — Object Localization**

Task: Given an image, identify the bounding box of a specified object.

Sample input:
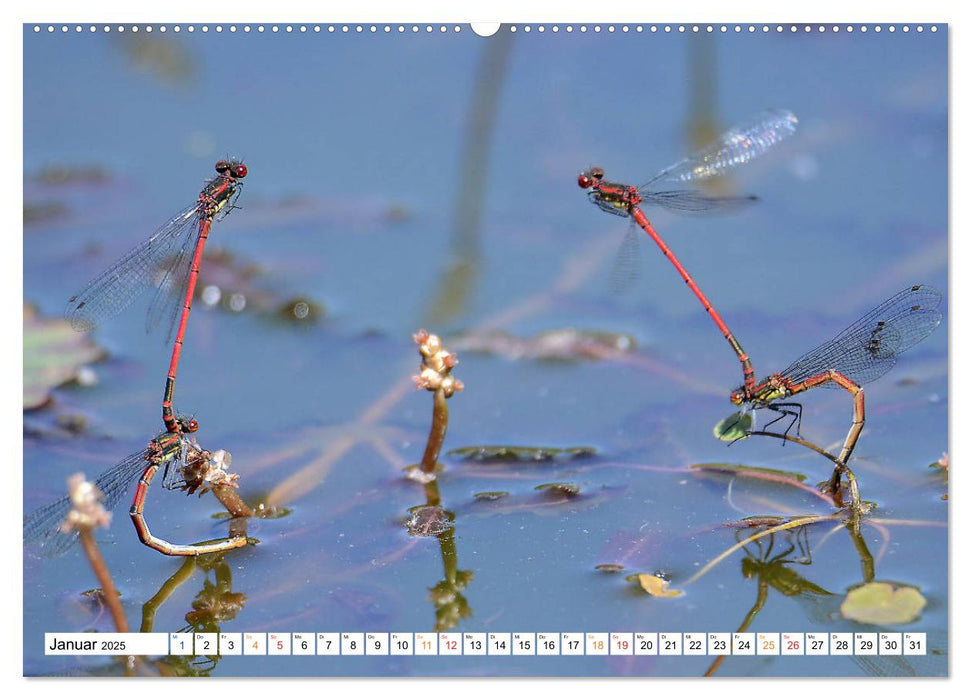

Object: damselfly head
[729,388,746,406]
[178,417,200,433]
[215,160,248,179]
[578,167,604,190]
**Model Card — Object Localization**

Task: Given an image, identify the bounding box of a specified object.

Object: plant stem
[211,485,253,518]
[420,389,449,473]
[78,527,129,633]
[746,429,863,510]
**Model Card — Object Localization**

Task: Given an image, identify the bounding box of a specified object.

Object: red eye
[215,160,230,174]
[578,174,592,189]
[233,163,248,178]
[185,419,199,433]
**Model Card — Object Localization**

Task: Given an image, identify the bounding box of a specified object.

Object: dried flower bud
[60,473,111,533]
[413,329,463,397]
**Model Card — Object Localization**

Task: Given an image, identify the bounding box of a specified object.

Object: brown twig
[746,429,862,509]
[61,474,129,633]
[211,485,253,518]
[77,528,129,633]
[421,390,449,473]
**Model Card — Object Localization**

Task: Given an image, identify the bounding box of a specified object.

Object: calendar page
[21,14,948,679]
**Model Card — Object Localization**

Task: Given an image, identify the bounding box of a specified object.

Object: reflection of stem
[428,27,515,325]
[681,514,840,587]
[845,513,876,583]
[704,579,768,677]
[423,479,442,508]
[267,378,413,505]
[214,561,233,591]
[438,520,458,585]
[687,35,720,184]
[421,390,449,473]
[412,445,470,631]
[78,528,129,633]
[746,429,862,509]
[140,558,197,633]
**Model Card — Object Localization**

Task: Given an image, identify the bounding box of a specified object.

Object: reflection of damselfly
[729,285,943,487]
[579,110,798,395]
[23,418,247,557]
[65,160,248,435]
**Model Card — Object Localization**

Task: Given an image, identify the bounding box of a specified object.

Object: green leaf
[534,482,581,497]
[473,491,510,501]
[447,445,597,462]
[840,582,926,625]
[691,463,808,482]
[714,411,752,441]
[23,303,106,410]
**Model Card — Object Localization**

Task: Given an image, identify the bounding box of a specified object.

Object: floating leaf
[448,445,597,463]
[840,582,926,626]
[691,463,808,483]
[465,485,624,518]
[473,491,510,501]
[714,412,752,441]
[595,564,625,573]
[34,163,111,186]
[631,573,684,598]
[193,248,272,313]
[724,515,794,528]
[24,202,68,226]
[23,303,106,409]
[191,249,324,327]
[406,505,454,537]
[534,482,582,497]
[451,328,635,362]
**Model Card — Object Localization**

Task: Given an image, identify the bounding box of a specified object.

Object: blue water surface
[23,24,947,677]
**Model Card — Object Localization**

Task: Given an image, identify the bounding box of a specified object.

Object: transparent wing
[145,228,197,343]
[639,190,758,214]
[641,109,798,188]
[23,448,150,557]
[779,285,943,388]
[608,221,642,295]
[65,203,203,334]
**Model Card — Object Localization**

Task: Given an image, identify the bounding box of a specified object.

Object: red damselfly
[23,418,248,557]
[729,285,943,491]
[578,110,797,394]
[65,160,248,434]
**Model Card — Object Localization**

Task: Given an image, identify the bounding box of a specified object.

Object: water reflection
[140,555,247,676]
